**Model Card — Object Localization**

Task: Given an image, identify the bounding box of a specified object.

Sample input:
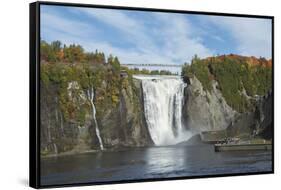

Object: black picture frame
[30,1,274,188]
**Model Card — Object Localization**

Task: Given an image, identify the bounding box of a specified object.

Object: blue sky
[41,5,272,65]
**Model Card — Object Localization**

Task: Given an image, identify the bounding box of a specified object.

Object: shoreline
[41,138,272,158]
[41,149,99,159]
[41,145,153,159]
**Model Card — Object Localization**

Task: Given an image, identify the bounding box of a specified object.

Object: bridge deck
[121,64,183,67]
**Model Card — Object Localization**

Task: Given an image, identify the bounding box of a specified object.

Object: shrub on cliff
[182,54,272,113]
[40,40,139,126]
[182,55,213,92]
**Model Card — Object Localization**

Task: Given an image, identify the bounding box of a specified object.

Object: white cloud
[76,8,159,54]
[152,12,213,62]
[41,12,98,40]
[206,16,272,58]
[68,7,214,64]
[41,7,214,66]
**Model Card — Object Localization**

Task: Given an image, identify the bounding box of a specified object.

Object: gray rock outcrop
[183,76,236,133]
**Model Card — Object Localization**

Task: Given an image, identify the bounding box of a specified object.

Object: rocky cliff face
[98,78,152,147]
[40,61,272,156]
[40,77,152,156]
[183,76,237,133]
[258,92,273,139]
[183,75,272,139]
[226,91,273,139]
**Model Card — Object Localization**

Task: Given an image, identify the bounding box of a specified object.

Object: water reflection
[144,146,188,175]
[41,145,272,186]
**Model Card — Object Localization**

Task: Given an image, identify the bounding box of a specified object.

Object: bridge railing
[121,64,183,67]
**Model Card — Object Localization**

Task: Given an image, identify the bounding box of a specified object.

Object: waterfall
[87,87,104,150]
[91,101,104,150]
[53,143,58,155]
[135,75,192,146]
[67,82,104,150]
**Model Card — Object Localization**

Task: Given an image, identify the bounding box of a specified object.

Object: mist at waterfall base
[40,75,272,186]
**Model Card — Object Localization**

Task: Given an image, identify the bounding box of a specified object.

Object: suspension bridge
[121,63,183,67]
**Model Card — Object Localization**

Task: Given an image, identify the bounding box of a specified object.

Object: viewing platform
[214,143,272,152]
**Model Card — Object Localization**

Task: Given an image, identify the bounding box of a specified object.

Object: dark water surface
[41,144,272,186]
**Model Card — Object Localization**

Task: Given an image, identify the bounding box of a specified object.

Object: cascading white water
[135,75,192,146]
[91,101,104,150]
[87,87,104,150]
[68,82,104,150]
[53,143,58,155]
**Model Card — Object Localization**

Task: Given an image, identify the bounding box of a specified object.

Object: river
[41,144,272,186]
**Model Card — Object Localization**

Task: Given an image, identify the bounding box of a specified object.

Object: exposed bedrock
[40,78,152,156]
[183,76,272,140]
